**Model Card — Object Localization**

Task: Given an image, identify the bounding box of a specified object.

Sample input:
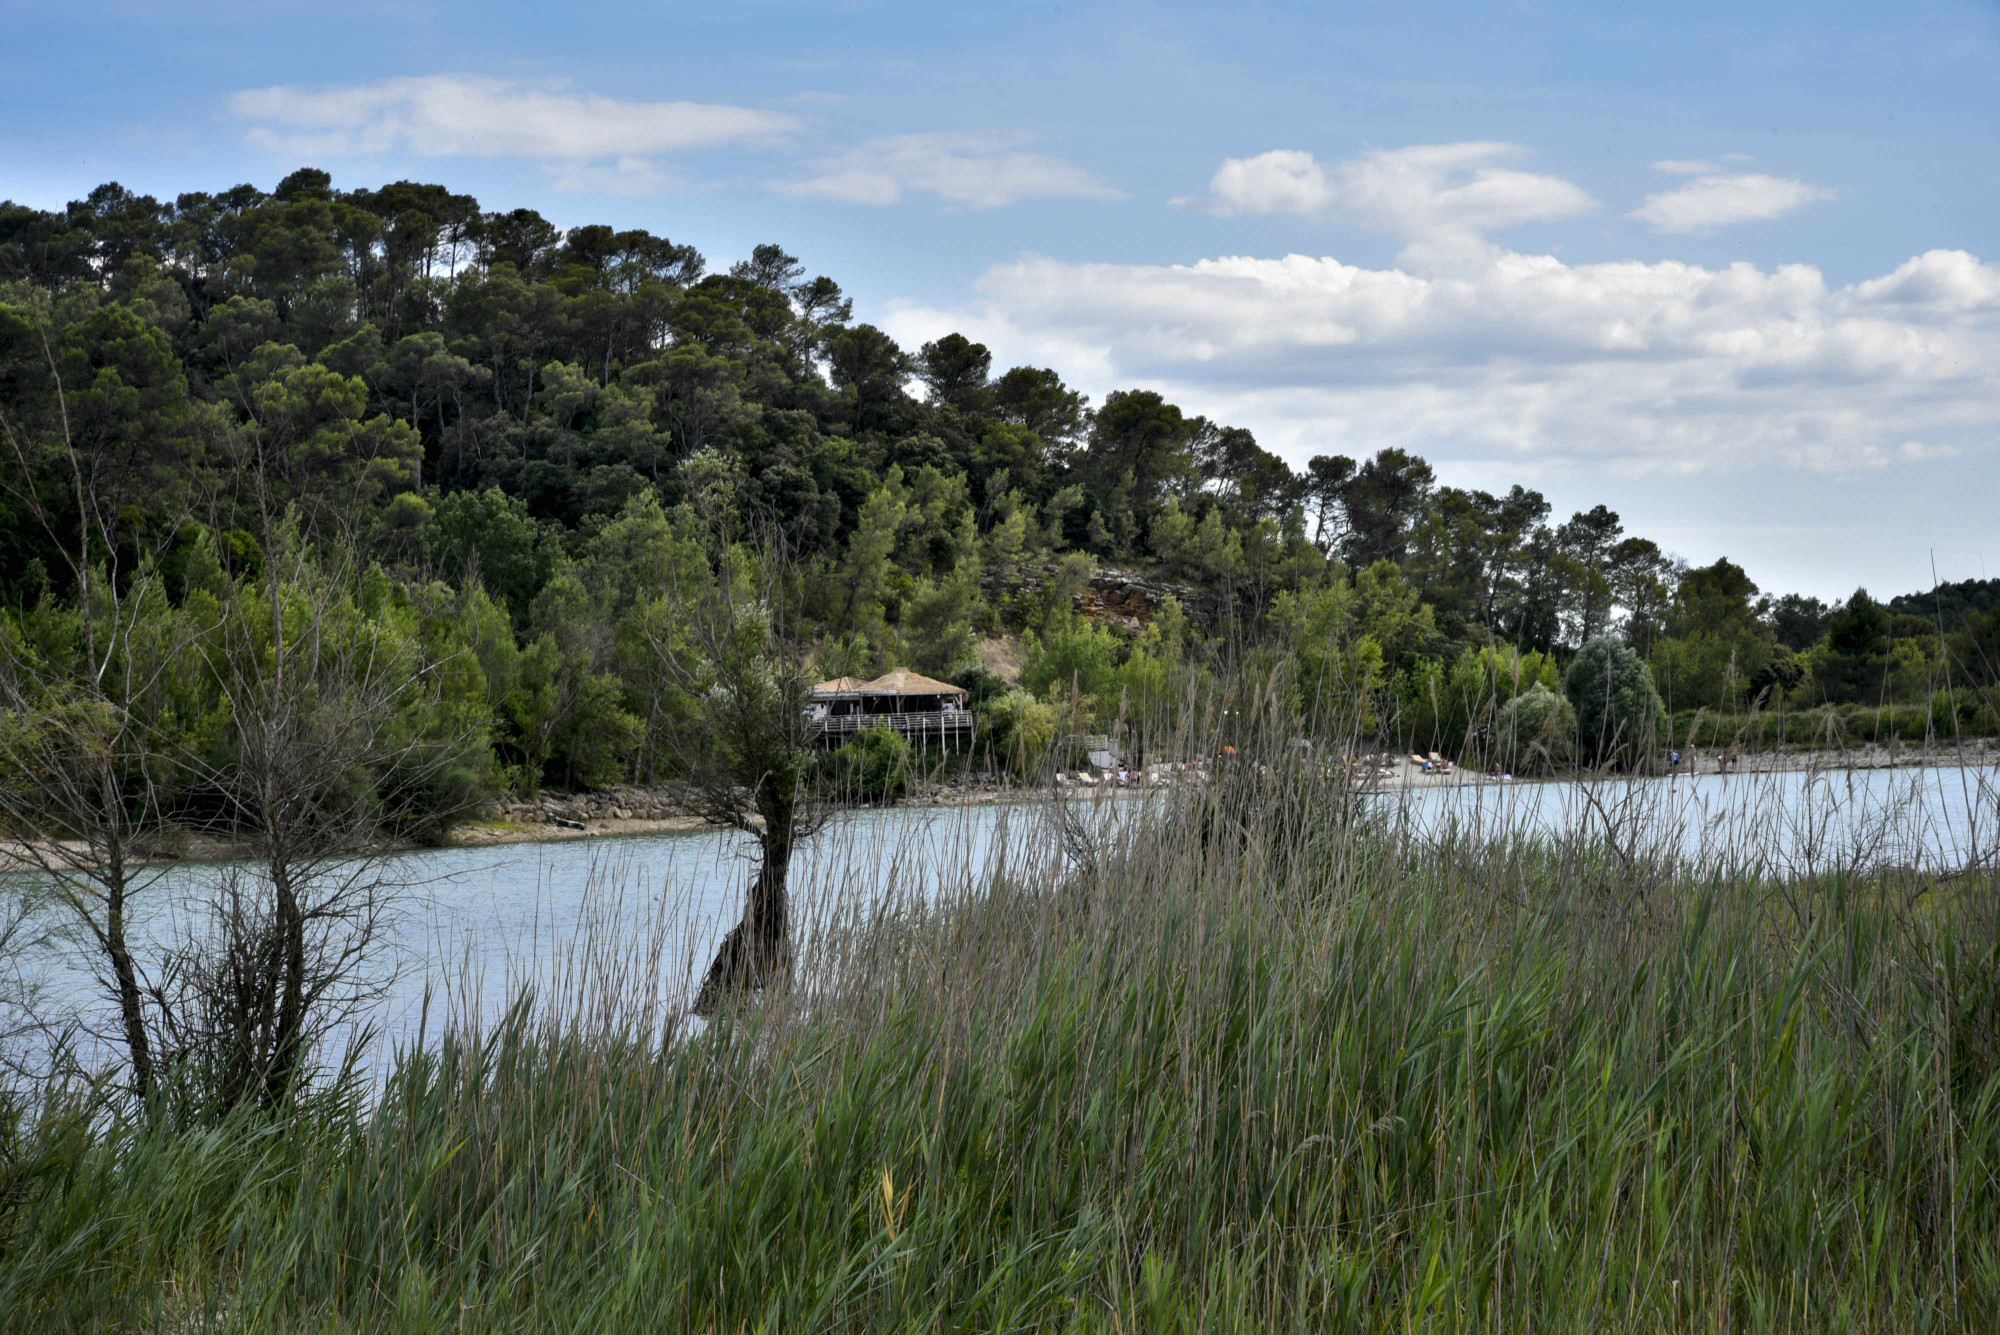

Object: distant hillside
[4,169,1996,800]
[1887,578,2000,625]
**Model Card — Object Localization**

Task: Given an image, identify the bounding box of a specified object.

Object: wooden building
[808,668,974,743]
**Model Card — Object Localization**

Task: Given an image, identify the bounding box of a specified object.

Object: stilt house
[808,668,974,743]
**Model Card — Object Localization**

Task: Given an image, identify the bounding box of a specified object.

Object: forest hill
[1,168,1997,813]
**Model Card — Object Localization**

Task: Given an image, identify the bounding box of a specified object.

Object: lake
[7,763,1994,1076]
[1372,762,1996,875]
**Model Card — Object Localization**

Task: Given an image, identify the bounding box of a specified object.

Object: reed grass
[3,728,1999,1331]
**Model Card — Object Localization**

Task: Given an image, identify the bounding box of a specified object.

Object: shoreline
[1357,736,1999,791]
[7,740,1991,866]
[450,739,1997,850]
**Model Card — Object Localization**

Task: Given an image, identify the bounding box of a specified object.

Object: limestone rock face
[979,562,1205,635]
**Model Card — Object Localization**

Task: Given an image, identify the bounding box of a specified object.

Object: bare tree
[0,315,201,1104]
[1,303,480,1112]
[163,529,484,1111]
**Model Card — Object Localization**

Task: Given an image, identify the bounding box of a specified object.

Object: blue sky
[5,0,1997,600]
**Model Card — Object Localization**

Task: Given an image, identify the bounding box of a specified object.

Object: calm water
[1373,763,1996,875]
[8,765,1995,1074]
[8,798,1147,1074]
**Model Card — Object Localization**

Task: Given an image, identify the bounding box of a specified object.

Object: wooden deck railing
[811,711,975,740]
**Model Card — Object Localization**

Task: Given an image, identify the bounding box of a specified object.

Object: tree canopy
[1,167,1992,814]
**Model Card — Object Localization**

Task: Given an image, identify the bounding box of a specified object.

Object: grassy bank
[1667,696,2000,750]
[4,757,2000,1331]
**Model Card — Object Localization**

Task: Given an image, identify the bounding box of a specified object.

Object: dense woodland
[3,170,1997,813]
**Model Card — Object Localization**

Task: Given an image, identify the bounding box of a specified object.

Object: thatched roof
[810,675,876,695]
[811,668,968,699]
[862,668,968,698]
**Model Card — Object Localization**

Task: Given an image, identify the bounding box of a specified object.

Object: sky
[4,0,1997,602]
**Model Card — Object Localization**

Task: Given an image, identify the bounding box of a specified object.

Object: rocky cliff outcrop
[980,562,1205,634]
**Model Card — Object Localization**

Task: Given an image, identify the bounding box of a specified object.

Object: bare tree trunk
[266,858,307,1107]
[691,842,792,1016]
[158,562,483,1113]
[693,779,795,1016]
[100,842,154,1101]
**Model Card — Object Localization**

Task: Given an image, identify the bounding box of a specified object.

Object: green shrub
[979,688,1057,779]
[836,725,914,803]
[1492,683,1575,774]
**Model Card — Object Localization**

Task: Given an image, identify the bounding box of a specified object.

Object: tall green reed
[3,690,1998,1332]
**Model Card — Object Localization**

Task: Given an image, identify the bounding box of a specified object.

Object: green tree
[1814,589,1893,704]
[1340,447,1434,568]
[637,539,831,1014]
[1764,593,1830,652]
[1082,391,1199,548]
[1272,573,1387,739]
[511,568,642,790]
[1301,454,1356,552]
[1554,505,1623,645]
[831,477,908,660]
[990,366,1088,459]
[1565,635,1668,767]
[224,351,423,534]
[916,333,993,414]
[902,561,984,682]
[830,726,913,804]
[1021,610,1123,711]
[420,486,557,619]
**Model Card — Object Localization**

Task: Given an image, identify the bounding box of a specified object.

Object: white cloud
[1184,142,1596,269]
[230,75,798,195]
[1182,149,1332,215]
[1652,159,1718,175]
[776,133,1119,209]
[1631,172,1833,233]
[1852,250,2000,313]
[880,243,2000,479]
